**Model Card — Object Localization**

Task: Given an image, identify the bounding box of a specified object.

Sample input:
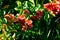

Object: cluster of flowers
[44,0,60,16]
[4,13,33,31]
[4,14,15,23]
[31,10,43,20]
[15,14,33,31]
[4,9,43,31]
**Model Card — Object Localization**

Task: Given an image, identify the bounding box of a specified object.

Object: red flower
[44,1,60,15]
[18,14,26,21]
[52,7,60,14]
[30,10,43,20]
[36,10,43,20]
[21,25,27,31]
[21,27,26,31]
[44,3,55,11]
[27,24,33,28]
[24,9,30,14]
[30,15,36,20]
[36,10,43,17]
[9,14,14,20]
[56,0,60,2]
[25,19,33,28]
[16,14,26,23]
[4,14,15,22]
[25,19,33,25]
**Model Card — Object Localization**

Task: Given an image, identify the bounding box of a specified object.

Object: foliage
[0,0,60,40]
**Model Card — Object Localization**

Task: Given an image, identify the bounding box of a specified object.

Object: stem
[55,17,60,22]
